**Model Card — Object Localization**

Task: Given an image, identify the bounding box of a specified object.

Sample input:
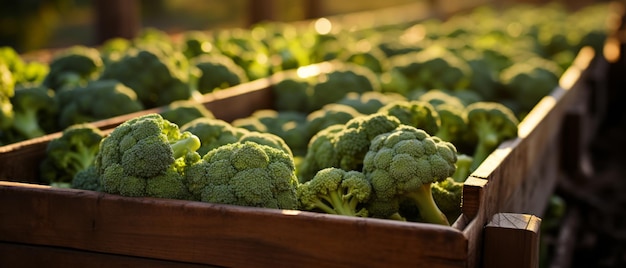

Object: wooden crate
[0,44,606,267]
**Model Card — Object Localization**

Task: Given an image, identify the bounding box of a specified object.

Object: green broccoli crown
[466,101,519,171]
[298,113,401,182]
[306,64,381,112]
[431,177,463,222]
[40,123,104,185]
[337,91,407,115]
[433,103,469,146]
[305,103,364,138]
[297,124,344,182]
[390,45,472,91]
[71,165,102,192]
[100,47,193,108]
[297,167,371,217]
[271,77,311,113]
[159,100,215,127]
[184,141,299,209]
[341,45,390,74]
[181,117,249,156]
[499,57,562,113]
[42,45,103,90]
[0,64,14,129]
[363,125,457,225]
[10,85,58,139]
[56,79,145,128]
[193,53,249,94]
[96,114,201,197]
[232,109,309,157]
[378,100,441,136]
[415,89,465,108]
[238,131,293,157]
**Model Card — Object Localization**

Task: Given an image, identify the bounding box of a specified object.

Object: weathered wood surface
[483,213,542,268]
[0,241,214,268]
[0,181,468,268]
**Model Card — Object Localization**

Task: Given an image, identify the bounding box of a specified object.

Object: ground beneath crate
[547,101,626,268]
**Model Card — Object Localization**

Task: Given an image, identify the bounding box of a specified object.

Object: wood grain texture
[483,213,542,268]
[0,181,468,268]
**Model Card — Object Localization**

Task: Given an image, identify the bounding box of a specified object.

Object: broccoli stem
[405,184,450,226]
[13,109,46,139]
[66,144,97,174]
[170,135,201,159]
[471,122,500,172]
[319,189,357,216]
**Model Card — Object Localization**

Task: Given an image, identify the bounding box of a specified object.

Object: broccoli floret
[432,177,463,223]
[378,100,440,136]
[238,131,293,157]
[297,167,371,217]
[212,28,271,80]
[363,125,457,225]
[298,113,401,182]
[306,64,381,112]
[180,31,216,59]
[71,165,101,191]
[389,45,472,91]
[95,113,201,199]
[271,77,311,113]
[305,103,364,139]
[432,103,470,148]
[499,57,562,114]
[181,117,249,156]
[159,100,215,127]
[100,47,194,108]
[193,53,248,94]
[451,154,473,183]
[466,102,519,171]
[231,109,309,157]
[340,44,390,74]
[337,91,406,115]
[415,89,465,108]
[55,79,145,129]
[184,141,299,209]
[42,46,103,91]
[39,123,105,187]
[10,85,58,139]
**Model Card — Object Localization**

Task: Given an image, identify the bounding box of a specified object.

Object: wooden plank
[483,213,542,268]
[0,241,213,268]
[0,181,469,268]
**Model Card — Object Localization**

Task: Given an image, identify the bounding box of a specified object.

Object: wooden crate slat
[0,181,468,267]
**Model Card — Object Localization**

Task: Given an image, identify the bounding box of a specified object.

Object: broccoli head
[55,79,145,129]
[231,109,309,157]
[181,117,249,156]
[499,57,562,114]
[71,165,102,191]
[159,100,215,127]
[39,123,105,187]
[337,91,406,115]
[42,45,103,91]
[238,131,293,157]
[95,113,201,199]
[193,53,249,94]
[271,77,311,113]
[298,113,401,182]
[305,103,364,139]
[306,64,381,112]
[432,177,463,223]
[10,85,58,139]
[466,101,519,171]
[0,64,15,129]
[378,100,440,136]
[100,47,194,108]
[363,125,457,225]
[390,45,472,91]
[297,167,371,217]
[184,141,299,209]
